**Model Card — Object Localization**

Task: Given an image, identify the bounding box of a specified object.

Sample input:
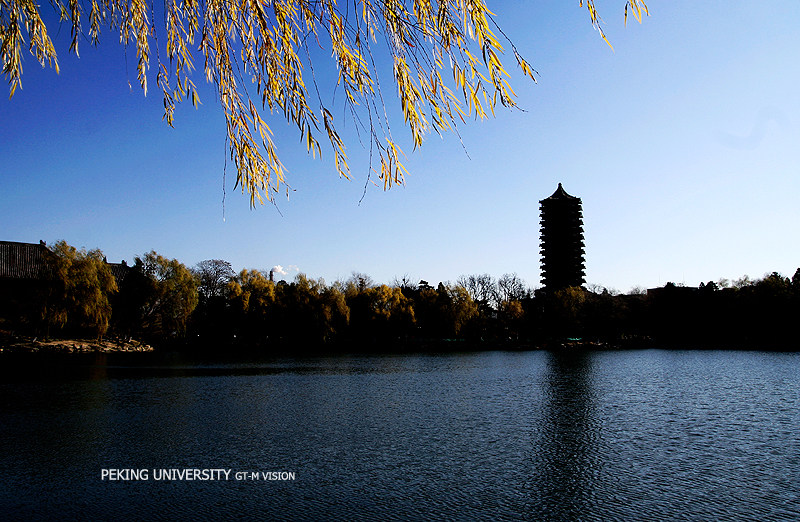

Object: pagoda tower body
[539,183,586,290]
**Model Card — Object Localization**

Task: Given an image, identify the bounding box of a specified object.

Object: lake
[1,349,798,520]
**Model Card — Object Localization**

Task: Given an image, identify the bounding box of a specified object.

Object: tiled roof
[108,262,131,283]
[0,241,51,279]
[542,182,580,201]
[0,241,131,282]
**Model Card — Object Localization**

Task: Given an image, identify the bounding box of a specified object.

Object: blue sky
[2,1,799,292]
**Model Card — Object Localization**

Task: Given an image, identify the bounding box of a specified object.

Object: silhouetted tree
[446,284,479,338]
[457,273,496,315]
[549,286,587,339]
[227,269,276,346]
[750,272,793,344]
[496,273,528,306]
[194,259,235,299]
[189,259,236,347]
[272,274,351,347]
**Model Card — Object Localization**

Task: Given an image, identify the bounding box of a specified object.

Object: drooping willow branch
[0,0,648,206]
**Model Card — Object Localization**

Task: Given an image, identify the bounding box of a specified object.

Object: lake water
[1,349,799,520]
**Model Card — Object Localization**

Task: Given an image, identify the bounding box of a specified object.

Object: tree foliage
[135,251,199,336]
[194,259,235,299]
[440,283,477,336]
[43,240,118,337]
[8,248,800,350]
[226,268,275,342]
[229,268,275,316]
[1,0,647,204]
[276,273,349,343]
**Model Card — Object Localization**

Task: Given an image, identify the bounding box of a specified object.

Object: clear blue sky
[2,2,799,292]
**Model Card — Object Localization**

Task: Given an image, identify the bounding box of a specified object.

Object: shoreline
[0,332,795,357]
[0,332,153,354]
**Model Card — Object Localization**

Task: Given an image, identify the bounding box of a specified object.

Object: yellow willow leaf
[1,0,645,204]
[602,31,614,51]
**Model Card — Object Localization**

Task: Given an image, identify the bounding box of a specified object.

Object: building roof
[108,262,131,283]
[0,241,52,279]
[0,241,130,282]
[542,183,580,201]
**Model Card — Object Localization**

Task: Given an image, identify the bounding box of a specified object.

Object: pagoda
[539,183,586,290]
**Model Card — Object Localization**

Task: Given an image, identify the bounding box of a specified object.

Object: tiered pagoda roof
[539,184,586,290]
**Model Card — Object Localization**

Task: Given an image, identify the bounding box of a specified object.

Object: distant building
[0,240,131,329]
[0,240,130,289]
[539,183,586,290]
[0,240,54,326]
[0,240,51,281]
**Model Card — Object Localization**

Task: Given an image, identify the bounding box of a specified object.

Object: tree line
[5,240,799,351]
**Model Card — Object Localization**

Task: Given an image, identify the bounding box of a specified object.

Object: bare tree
[457,274,497,308]
[587,283,620,296]
[348,272,375,293]
[496,273,527,306]
[194,259,235,299]
[391,274,417,290]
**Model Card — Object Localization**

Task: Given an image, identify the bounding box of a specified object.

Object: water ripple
[1,350,799,519]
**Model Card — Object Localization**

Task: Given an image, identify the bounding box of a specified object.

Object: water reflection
[526,351,601,520]
[2,350,799,519]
